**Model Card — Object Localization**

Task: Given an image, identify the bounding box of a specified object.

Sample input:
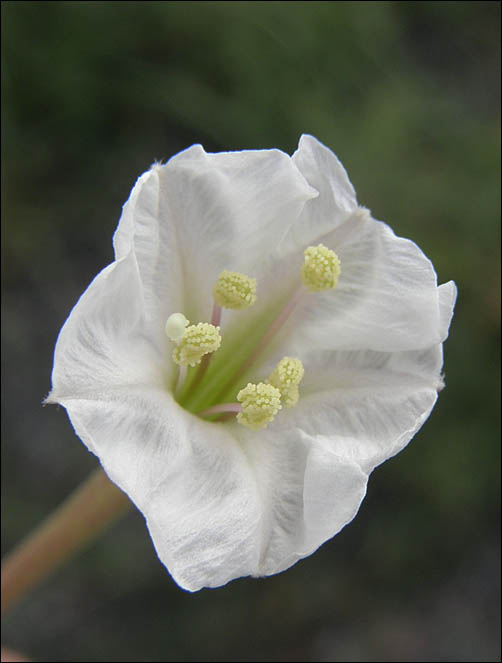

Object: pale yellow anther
[213,270,257,310]
[301,244,341,292]
[165,313,189,342]
[172,322,221,367]
[236,382,282,430]
[267,357,305,408]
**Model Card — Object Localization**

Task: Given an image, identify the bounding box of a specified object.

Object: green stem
[1,467,131,616]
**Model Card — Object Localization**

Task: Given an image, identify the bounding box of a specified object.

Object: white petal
[113,146,317,326]
[274,208,449,356]
[283,134,358,252]
[59,385,369,589]
[301,436,368,556]
[48,252,165,403]
[55,347,433,589]
[233,426,368,576]
[438,280,457,340]
[113,170,156,260]
[57,376,371,589]
[265,347,440,474]
[112,166,186,328]
[58,387,263,591]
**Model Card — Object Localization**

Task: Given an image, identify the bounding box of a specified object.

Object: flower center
[166,246,340,429]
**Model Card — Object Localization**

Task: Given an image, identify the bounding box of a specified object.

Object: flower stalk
[1,467,131,616]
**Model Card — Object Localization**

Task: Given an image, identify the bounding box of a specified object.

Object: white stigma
[165,313,189,342]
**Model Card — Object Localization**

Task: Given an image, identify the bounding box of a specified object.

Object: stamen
[165,313,189,342]
[267,357,304,407]
[236,286,305,381]
[179,244,340,415]
[211,302,222,328]
[236,382,282,430]
[198,402,241,417]
[301,244,341,292]
[213,270,257,310]
[174,364,187,397]
[190,301,224,392]
[173,322,221,367]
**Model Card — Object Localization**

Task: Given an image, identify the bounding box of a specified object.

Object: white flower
[47,135,456,591]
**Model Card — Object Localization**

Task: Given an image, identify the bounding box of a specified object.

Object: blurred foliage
[2,2,500,662]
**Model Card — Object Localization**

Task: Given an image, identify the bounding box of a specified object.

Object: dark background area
[2,2,500,661]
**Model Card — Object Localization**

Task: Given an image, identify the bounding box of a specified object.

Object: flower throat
[165,244,340,430]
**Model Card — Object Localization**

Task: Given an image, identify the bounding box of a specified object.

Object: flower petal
[112,167,186,328]
[113,146,317,326]
[57,387,263,591]
[284,134,358,252]
[301,437,368,553]
[48,252,166,403]
[438,280,458,341]
[272,208,449,358]
[236,427,368,576]
[59,385,369,588]
[263,346,441,474]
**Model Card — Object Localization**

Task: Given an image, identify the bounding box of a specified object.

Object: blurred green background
[2,2,500,661]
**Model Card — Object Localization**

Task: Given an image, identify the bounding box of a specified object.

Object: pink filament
[237,286,304,379]
[211,302,222,327]
[198,402,241,417]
